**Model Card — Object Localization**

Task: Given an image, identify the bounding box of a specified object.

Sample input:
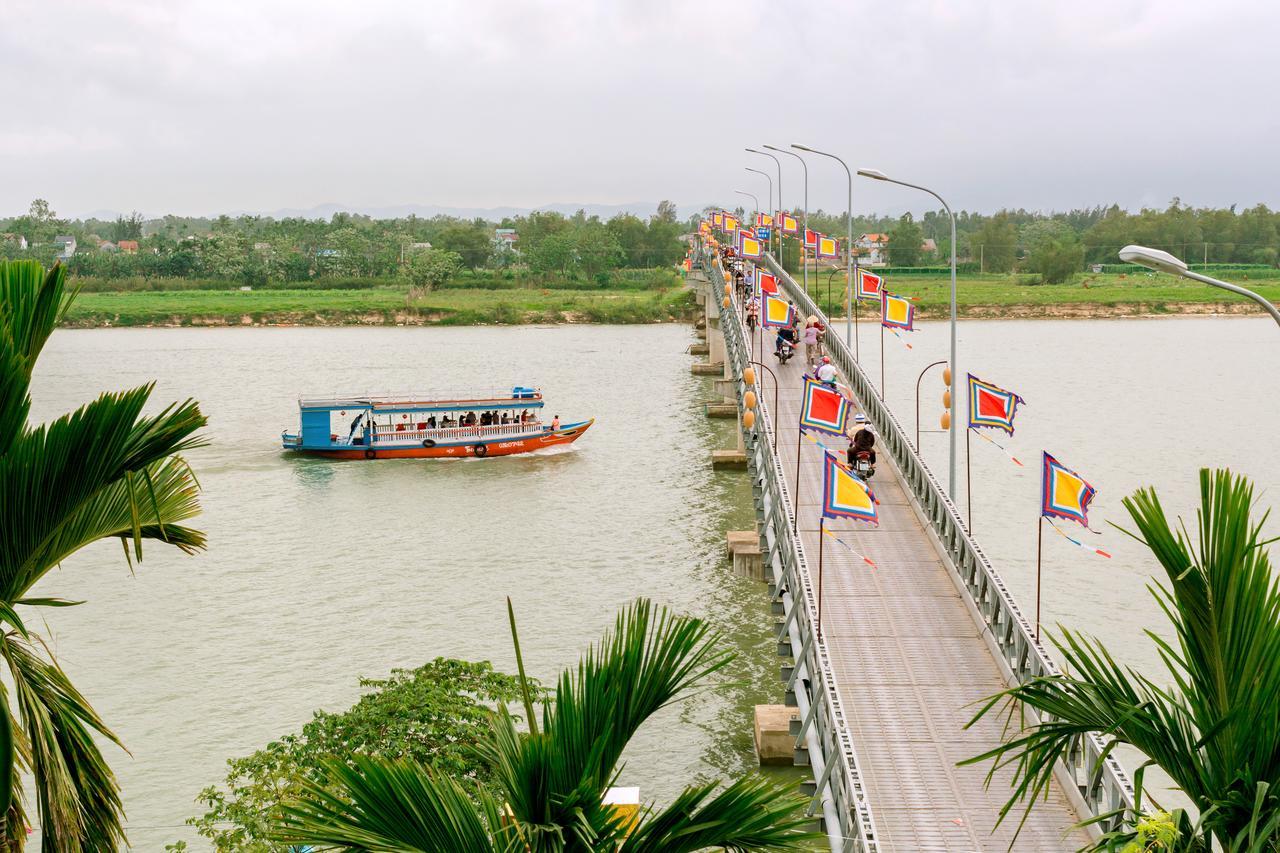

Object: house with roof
[117,239,139,254]
[53,235,76,260]
[854,233,888,266]
[921,238,937,255]
[1,234,27,250]
[493,228,519,257]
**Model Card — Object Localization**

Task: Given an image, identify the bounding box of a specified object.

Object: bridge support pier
[753,705,799,766]
[726,530,763,579]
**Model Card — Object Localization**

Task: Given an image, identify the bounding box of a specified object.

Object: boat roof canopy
[298,388,544,414]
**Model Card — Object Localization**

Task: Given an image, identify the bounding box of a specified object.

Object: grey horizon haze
[4,0,1278,220]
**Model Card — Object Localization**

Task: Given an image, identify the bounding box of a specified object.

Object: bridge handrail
[762,253,1136,830]
[706,253,880,853]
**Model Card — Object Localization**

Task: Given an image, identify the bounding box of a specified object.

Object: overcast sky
[5,0,1278,219]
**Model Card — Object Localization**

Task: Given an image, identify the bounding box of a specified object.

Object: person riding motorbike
[815,355,837,386]
[847,416,876,479]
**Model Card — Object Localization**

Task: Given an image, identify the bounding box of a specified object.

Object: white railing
[299,387,543,409]
[358,422,544,445]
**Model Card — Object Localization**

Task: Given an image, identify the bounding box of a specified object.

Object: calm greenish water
[29,324,780,850]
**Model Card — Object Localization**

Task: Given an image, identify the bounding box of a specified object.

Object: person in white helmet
[815,355,837,386]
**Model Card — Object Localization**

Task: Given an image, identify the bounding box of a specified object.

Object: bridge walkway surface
[766,337,1089,851]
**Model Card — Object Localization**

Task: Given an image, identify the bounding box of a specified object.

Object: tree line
[0,199,688,289]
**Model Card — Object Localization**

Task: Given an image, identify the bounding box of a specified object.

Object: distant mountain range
[70,201,712,223]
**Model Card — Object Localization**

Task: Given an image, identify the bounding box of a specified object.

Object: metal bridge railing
[704,253,879,853]
[761,253,1136,832]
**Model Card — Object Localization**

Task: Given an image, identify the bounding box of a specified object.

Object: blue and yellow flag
[1041,452,1097,527]
[881,291,915,331]
[821,452,878,523]
[761,293,794,328]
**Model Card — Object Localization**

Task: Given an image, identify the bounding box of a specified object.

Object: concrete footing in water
[690,362,724,375]
[726,530,763,579]
[689,342,710,355]
[754,704,800,765]
[711,449,748,469]
[704,403,736,418]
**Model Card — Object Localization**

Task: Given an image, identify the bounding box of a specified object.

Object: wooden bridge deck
[762,336,1090,851]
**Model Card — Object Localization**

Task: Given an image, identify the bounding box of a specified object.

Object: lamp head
[763,144,783,152]
[1119,244,1187,275]
[857,168,889,181]
[792,144,813,152]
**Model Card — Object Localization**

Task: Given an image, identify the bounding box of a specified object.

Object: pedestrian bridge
[692,250,1134,852]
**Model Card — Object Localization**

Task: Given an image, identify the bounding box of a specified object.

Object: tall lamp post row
[731,156,1280,505]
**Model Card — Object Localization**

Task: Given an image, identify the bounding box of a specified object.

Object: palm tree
[965,469,1280,850]
[271,598,818,851]
[0,260,206,850]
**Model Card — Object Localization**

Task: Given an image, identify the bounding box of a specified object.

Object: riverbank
[61,286,698,327]
[57,269,1280,327]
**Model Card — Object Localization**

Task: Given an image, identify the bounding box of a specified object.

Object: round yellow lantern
[743,409,756,429]
[743,367,756,386]
[744,390,757,410]
[940,411,951,429]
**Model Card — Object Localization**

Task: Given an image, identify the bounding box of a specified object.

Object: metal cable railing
[704,253,879,853]
[761,253,1136,831]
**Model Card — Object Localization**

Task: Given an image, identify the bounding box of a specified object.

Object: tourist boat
[280,386,594,460]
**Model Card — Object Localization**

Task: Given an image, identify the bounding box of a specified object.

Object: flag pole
[879,319,885,399]
[1035,515,1044,641]
[817,515,826,642]
[853,285,860,362]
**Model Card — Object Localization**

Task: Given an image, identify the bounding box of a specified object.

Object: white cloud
[2,0,1277,217]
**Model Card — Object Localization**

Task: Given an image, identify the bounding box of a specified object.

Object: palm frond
[4,633,126,853]
[0,261,66,456]
[966,469,1280,849]
[619,776,818,853]
[0,388,206,598]
[271,755,515,852]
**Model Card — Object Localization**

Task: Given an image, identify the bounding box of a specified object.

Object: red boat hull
[289,419,594,460]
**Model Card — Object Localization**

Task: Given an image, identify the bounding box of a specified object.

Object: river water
[29,324,776,850]
[24,317,1280,848]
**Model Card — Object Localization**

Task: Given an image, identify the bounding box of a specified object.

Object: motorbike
[774,339,796,364]
[850,449,876,480]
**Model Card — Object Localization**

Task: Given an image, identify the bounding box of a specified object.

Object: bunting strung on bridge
[756,270,779,296]
[711,212,723,230]
[798,377,851,436]
[723,213,739,233]
[817,235,839,260]
[822,527,878,568]
[757,212,773,227]
[856,268,883,301]
[1040,452,1097,527]
[1046,518,1112,558]
[737,229,763,259]
[780,213,799,235]
[967,374,1025,435]
[820,451,878,523]
[761,293,794,328]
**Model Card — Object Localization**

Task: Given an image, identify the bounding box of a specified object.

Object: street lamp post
[857,168,959,500]
[745,168,772,234]
[1120,245,1280,328]
[746,148,783,257]
[765,144,808,298]
[794,144,856,352]
[734,190,759,224]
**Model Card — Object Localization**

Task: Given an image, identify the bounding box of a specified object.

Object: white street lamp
[766,144,809,298]
[746,148,782,256]
[1120,245,1280,327]
[858,167,959,502]
[794,144,855,352]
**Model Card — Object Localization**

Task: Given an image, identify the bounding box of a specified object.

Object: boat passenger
[551,415,561,430]
[501,413,511,424]
[480,412,491,426]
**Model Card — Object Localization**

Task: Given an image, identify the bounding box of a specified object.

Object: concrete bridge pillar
[753,705,799,766]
